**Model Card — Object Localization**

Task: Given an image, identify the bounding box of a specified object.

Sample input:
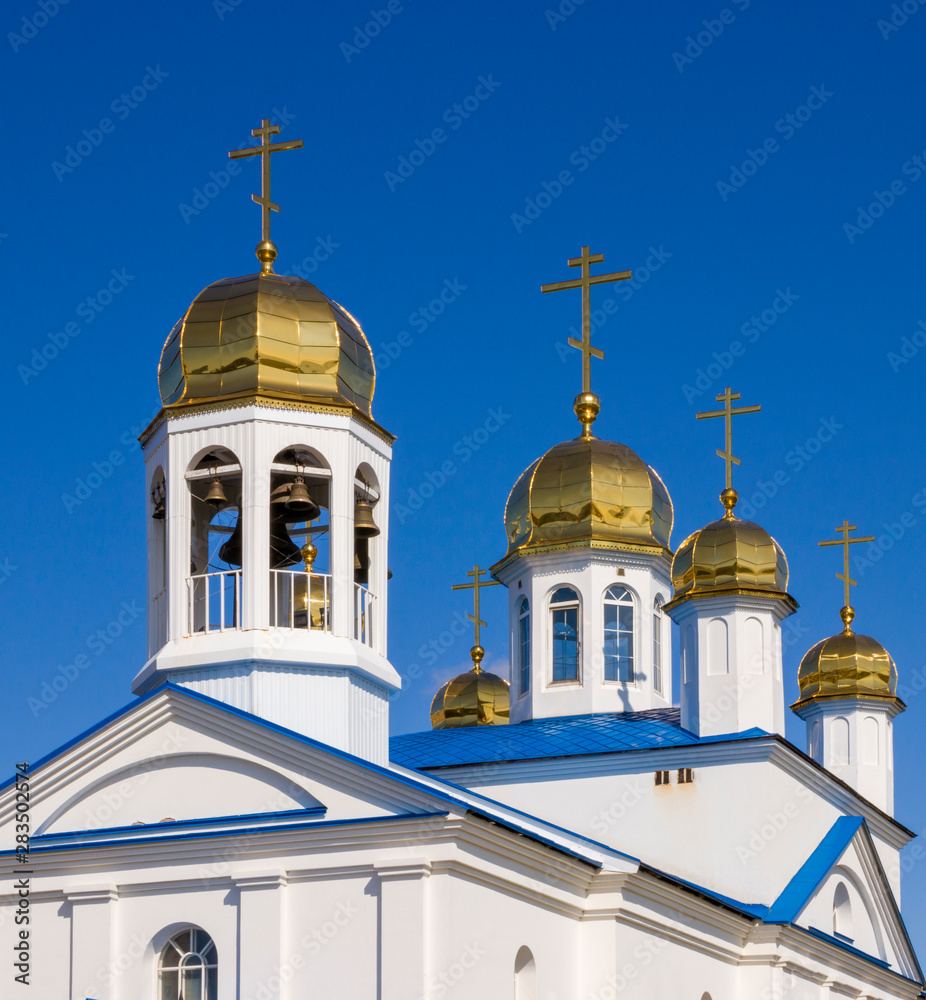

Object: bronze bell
[270,515,303,569]
[285,475,320,519]
[205,477,228,509]
[218,518,242,568]
[354,497,380,538]
[151,495,166,520]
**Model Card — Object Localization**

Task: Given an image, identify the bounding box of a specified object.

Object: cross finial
[228,118,304,273]
[696,387,762,516]
[451,564,502,671]
[541,245,632,436]
[819,520,875,633]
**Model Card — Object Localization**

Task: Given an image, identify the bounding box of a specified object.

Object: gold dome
[794,609,901,708]
[501,434,673,561]
[159,271,375,416]
[667,494,794,609]
[430,647,510,729]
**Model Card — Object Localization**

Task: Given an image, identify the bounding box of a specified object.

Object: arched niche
[514,945,536,1000]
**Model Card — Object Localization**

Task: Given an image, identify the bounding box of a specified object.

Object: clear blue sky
[4,0,926,950]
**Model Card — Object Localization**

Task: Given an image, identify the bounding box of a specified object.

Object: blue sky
[3,0,926,950]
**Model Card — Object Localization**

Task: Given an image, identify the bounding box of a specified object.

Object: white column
[242,422,271,631]
[375,860,430,1000]
[330,443,353,639]
[67,887,116,1000]
[237,873,286,1000]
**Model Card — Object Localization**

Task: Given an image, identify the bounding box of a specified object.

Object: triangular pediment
[767,816,922,982]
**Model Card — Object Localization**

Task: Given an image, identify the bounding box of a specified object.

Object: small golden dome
[794,609,901,707]
[668,492,793,608]
[430,646,510,729]
[501,432,673,560]
[159,271,375,416]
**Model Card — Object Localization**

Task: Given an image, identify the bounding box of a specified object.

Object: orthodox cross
[451,564,501,666]
[541,245,632,394]
[819,520,875,629]
[696,387,762,492]
[228,118,304,252]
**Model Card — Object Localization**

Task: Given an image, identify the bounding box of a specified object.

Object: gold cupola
[430,645,511,729]
[158,271,376,417]
[501,394,674,561]
[666,487,795,610]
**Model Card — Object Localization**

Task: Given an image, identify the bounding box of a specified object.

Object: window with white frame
[517,597,530,695]
[550,587,580,682]
[603,585,634,682]
[653,596,664,694]
[159,928,217,1000]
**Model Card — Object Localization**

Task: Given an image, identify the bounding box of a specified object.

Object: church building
[1,120,921,1000]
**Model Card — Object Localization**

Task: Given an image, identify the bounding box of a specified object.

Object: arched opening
[149,466,167,653]
[604,585,635,682]
[833,881,854,940]
[514,945,535,1000]
[353,463,381,647]
[550,587,580,682]
[653,596,664,694]
[186,448,242,633]
[517,597,531,696]
[269,446,331,631]
[158,927,217,1000]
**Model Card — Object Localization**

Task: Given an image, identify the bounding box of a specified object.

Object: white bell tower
[133,122,399,762]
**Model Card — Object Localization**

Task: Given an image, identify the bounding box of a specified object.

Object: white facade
[795,696,902,815]
[495,549,673,722]
[669,593,794,738]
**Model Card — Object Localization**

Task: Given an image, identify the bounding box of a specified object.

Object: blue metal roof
[389,708,767,769]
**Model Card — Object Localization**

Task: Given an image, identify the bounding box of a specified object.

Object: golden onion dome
[430,646,510,729]
[666,489,795,609]
[501,396,673,560]
[158,270,375,417]
[793,607,902,708]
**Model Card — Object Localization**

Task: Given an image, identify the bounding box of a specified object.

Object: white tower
[665,389,796,738]
[487,246,675,725]
[791,523,905,814]
[132,129,399,761]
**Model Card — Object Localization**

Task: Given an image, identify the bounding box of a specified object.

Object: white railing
[187,571,241,634]
[354,583,376,647]
[270,570,331,631]
[149,587,168,653]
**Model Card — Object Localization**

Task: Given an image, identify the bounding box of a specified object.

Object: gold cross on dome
[229,118,304,264]
[541,245,632,394]
[819,520,875,629]
[451,564,501,668]
[696,387,762,493]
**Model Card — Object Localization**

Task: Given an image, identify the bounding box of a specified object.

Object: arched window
[517,598,531,695]
[603,586,634,682]
[833,882,854,940]
[653,597,664,694]
[514,945,536,1000]
[550,587,580,682]
[159,928,217,1000]
[831,717,850,766]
